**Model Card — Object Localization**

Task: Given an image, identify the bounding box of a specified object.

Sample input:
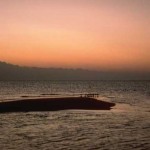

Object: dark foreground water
[0,81,150,150]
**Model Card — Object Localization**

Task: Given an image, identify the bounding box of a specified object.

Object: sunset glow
[0,0,150,72]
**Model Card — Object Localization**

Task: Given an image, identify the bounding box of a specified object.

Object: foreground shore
[0,97,115,113]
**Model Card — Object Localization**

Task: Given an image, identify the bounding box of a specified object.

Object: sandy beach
[0,97,115,113]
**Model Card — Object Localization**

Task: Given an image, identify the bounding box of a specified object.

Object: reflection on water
[0,81,150,149]
[0,110,149,150]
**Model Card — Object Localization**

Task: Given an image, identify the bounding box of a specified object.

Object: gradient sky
[0,0,150,72]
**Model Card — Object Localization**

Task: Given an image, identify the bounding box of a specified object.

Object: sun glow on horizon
[0,0,150,72]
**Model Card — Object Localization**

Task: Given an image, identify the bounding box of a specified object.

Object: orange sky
[0,0,150,72]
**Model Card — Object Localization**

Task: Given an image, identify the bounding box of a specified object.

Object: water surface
[0,81,149,149]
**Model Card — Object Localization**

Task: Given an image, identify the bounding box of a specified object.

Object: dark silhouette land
[0,97,115,113]
[0,61,150,80]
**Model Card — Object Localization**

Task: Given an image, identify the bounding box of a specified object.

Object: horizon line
[1,60,150,73]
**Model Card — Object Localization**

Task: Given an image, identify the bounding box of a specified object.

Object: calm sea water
[0,81,150,150]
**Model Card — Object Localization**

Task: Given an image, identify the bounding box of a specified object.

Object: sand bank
[0,97,115,113]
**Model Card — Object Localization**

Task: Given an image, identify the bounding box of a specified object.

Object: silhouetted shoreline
[0,97,115,113]
[1,61,150,80]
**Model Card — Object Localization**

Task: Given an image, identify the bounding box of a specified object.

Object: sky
[0,0,150,72]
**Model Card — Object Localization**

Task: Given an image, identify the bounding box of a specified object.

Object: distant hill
[0,61,149,80]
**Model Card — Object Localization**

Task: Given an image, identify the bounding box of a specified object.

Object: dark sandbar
[0,97,115,113]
